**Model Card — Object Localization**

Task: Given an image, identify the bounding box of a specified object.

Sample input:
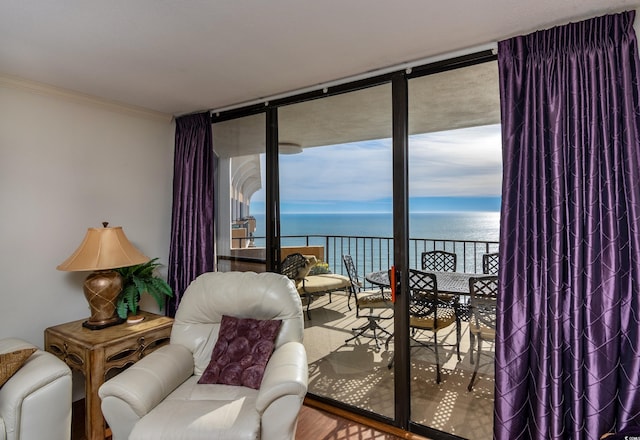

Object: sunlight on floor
[303,291,494,440]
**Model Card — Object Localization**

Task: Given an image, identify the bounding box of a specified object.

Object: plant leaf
[122,284,139,315]
[115,257,172,316]
[116,297,129,319]
[150,277,173,297]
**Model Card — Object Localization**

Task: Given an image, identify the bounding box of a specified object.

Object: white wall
[0,76,175,347]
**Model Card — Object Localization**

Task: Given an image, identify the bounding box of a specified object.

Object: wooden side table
[45,311,173,440]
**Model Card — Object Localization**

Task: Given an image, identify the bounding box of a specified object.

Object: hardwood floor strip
[301,397,430,440]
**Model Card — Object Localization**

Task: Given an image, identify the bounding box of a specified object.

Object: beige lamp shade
[57,224,150,329]
[57,225,149,272]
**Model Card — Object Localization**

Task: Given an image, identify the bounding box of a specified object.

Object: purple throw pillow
[198,315,282,389]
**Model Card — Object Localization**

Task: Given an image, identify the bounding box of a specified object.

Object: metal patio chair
[389,269,461,384]
[421,250,457,272]
[280,252,315,318]
[342,255,393,350]
[482,252,499,274]
[467,275,498,391]
[421,250,461,314]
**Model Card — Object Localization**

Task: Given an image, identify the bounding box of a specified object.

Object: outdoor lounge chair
[280,252,350,319]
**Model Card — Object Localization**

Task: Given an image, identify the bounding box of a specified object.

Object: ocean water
[253,212,500,242]
[248,211,499,273]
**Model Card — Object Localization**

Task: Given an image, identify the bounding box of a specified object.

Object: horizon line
[249,210,501,215]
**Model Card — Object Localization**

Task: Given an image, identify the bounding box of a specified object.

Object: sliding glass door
[405,61,501,439]
[211,52,501,439]
[212,113,267,273]
[277,83,394,419]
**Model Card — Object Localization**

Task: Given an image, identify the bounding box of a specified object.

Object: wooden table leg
[85,349,106,440]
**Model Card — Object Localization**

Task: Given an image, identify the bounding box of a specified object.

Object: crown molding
[0,73,173,123]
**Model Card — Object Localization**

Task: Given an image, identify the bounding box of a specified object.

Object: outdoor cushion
[296,255,317,283]
[298,273,350,294]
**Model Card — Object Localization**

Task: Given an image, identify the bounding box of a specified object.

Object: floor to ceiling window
[211,51,500,439]
[212,112,266,272]
[277,83,394,418]
[406,60,501,439]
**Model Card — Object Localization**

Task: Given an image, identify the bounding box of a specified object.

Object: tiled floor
[303,291,495,440]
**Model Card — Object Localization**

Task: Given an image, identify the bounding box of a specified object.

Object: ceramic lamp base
[82,270,123,330]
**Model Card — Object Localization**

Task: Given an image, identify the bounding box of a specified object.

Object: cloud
[408,124,502,196]
[251,124,502,211]
[279,140,392,202]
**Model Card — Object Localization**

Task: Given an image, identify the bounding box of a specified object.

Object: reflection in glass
[213,113,266,272]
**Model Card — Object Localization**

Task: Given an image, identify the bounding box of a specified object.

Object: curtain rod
[209,42,497,116]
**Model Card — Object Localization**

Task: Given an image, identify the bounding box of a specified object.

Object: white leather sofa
[99,271,308,440]
[0,338,72,440]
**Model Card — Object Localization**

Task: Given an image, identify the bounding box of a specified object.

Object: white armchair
[99,271,308,440]
[0,338,72,440]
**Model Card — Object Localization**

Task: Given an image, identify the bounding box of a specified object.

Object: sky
[250,123,502,214]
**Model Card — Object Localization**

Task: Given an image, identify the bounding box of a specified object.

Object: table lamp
[57,222,150,330]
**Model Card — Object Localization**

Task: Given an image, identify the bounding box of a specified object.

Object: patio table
[366,270,476,295]
[366,269,478,320]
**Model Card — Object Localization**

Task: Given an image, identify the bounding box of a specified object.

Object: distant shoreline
[273,210,500,215]
[252,196,502,215]
[251,211,500,243]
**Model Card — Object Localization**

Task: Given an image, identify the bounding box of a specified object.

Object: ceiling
[1,1,638,117]
[213,61,500,158]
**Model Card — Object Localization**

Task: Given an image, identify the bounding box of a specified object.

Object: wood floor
[296,405,404,440]
[299,399,427,440]
[72,398,422,440]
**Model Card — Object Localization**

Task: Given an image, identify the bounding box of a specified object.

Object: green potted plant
[115,258,173,323]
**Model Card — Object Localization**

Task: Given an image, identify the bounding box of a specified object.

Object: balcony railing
[230,235,499,279]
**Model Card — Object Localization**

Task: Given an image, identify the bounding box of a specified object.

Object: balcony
[222,234,498,275]
[218,234,498,439]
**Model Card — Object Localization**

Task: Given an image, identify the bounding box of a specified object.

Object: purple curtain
[166,112,215,317]
[495,11,640,439]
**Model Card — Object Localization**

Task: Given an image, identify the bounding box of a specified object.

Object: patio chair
[342,255,393,350]
[280,252,350,319]
[467,275,498,391]
[280,252,309,282]
[421,250,461,315]
[394,269,461,384]
[421,250,457,272]
[482,252,499,274]
[280,252,317,318]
